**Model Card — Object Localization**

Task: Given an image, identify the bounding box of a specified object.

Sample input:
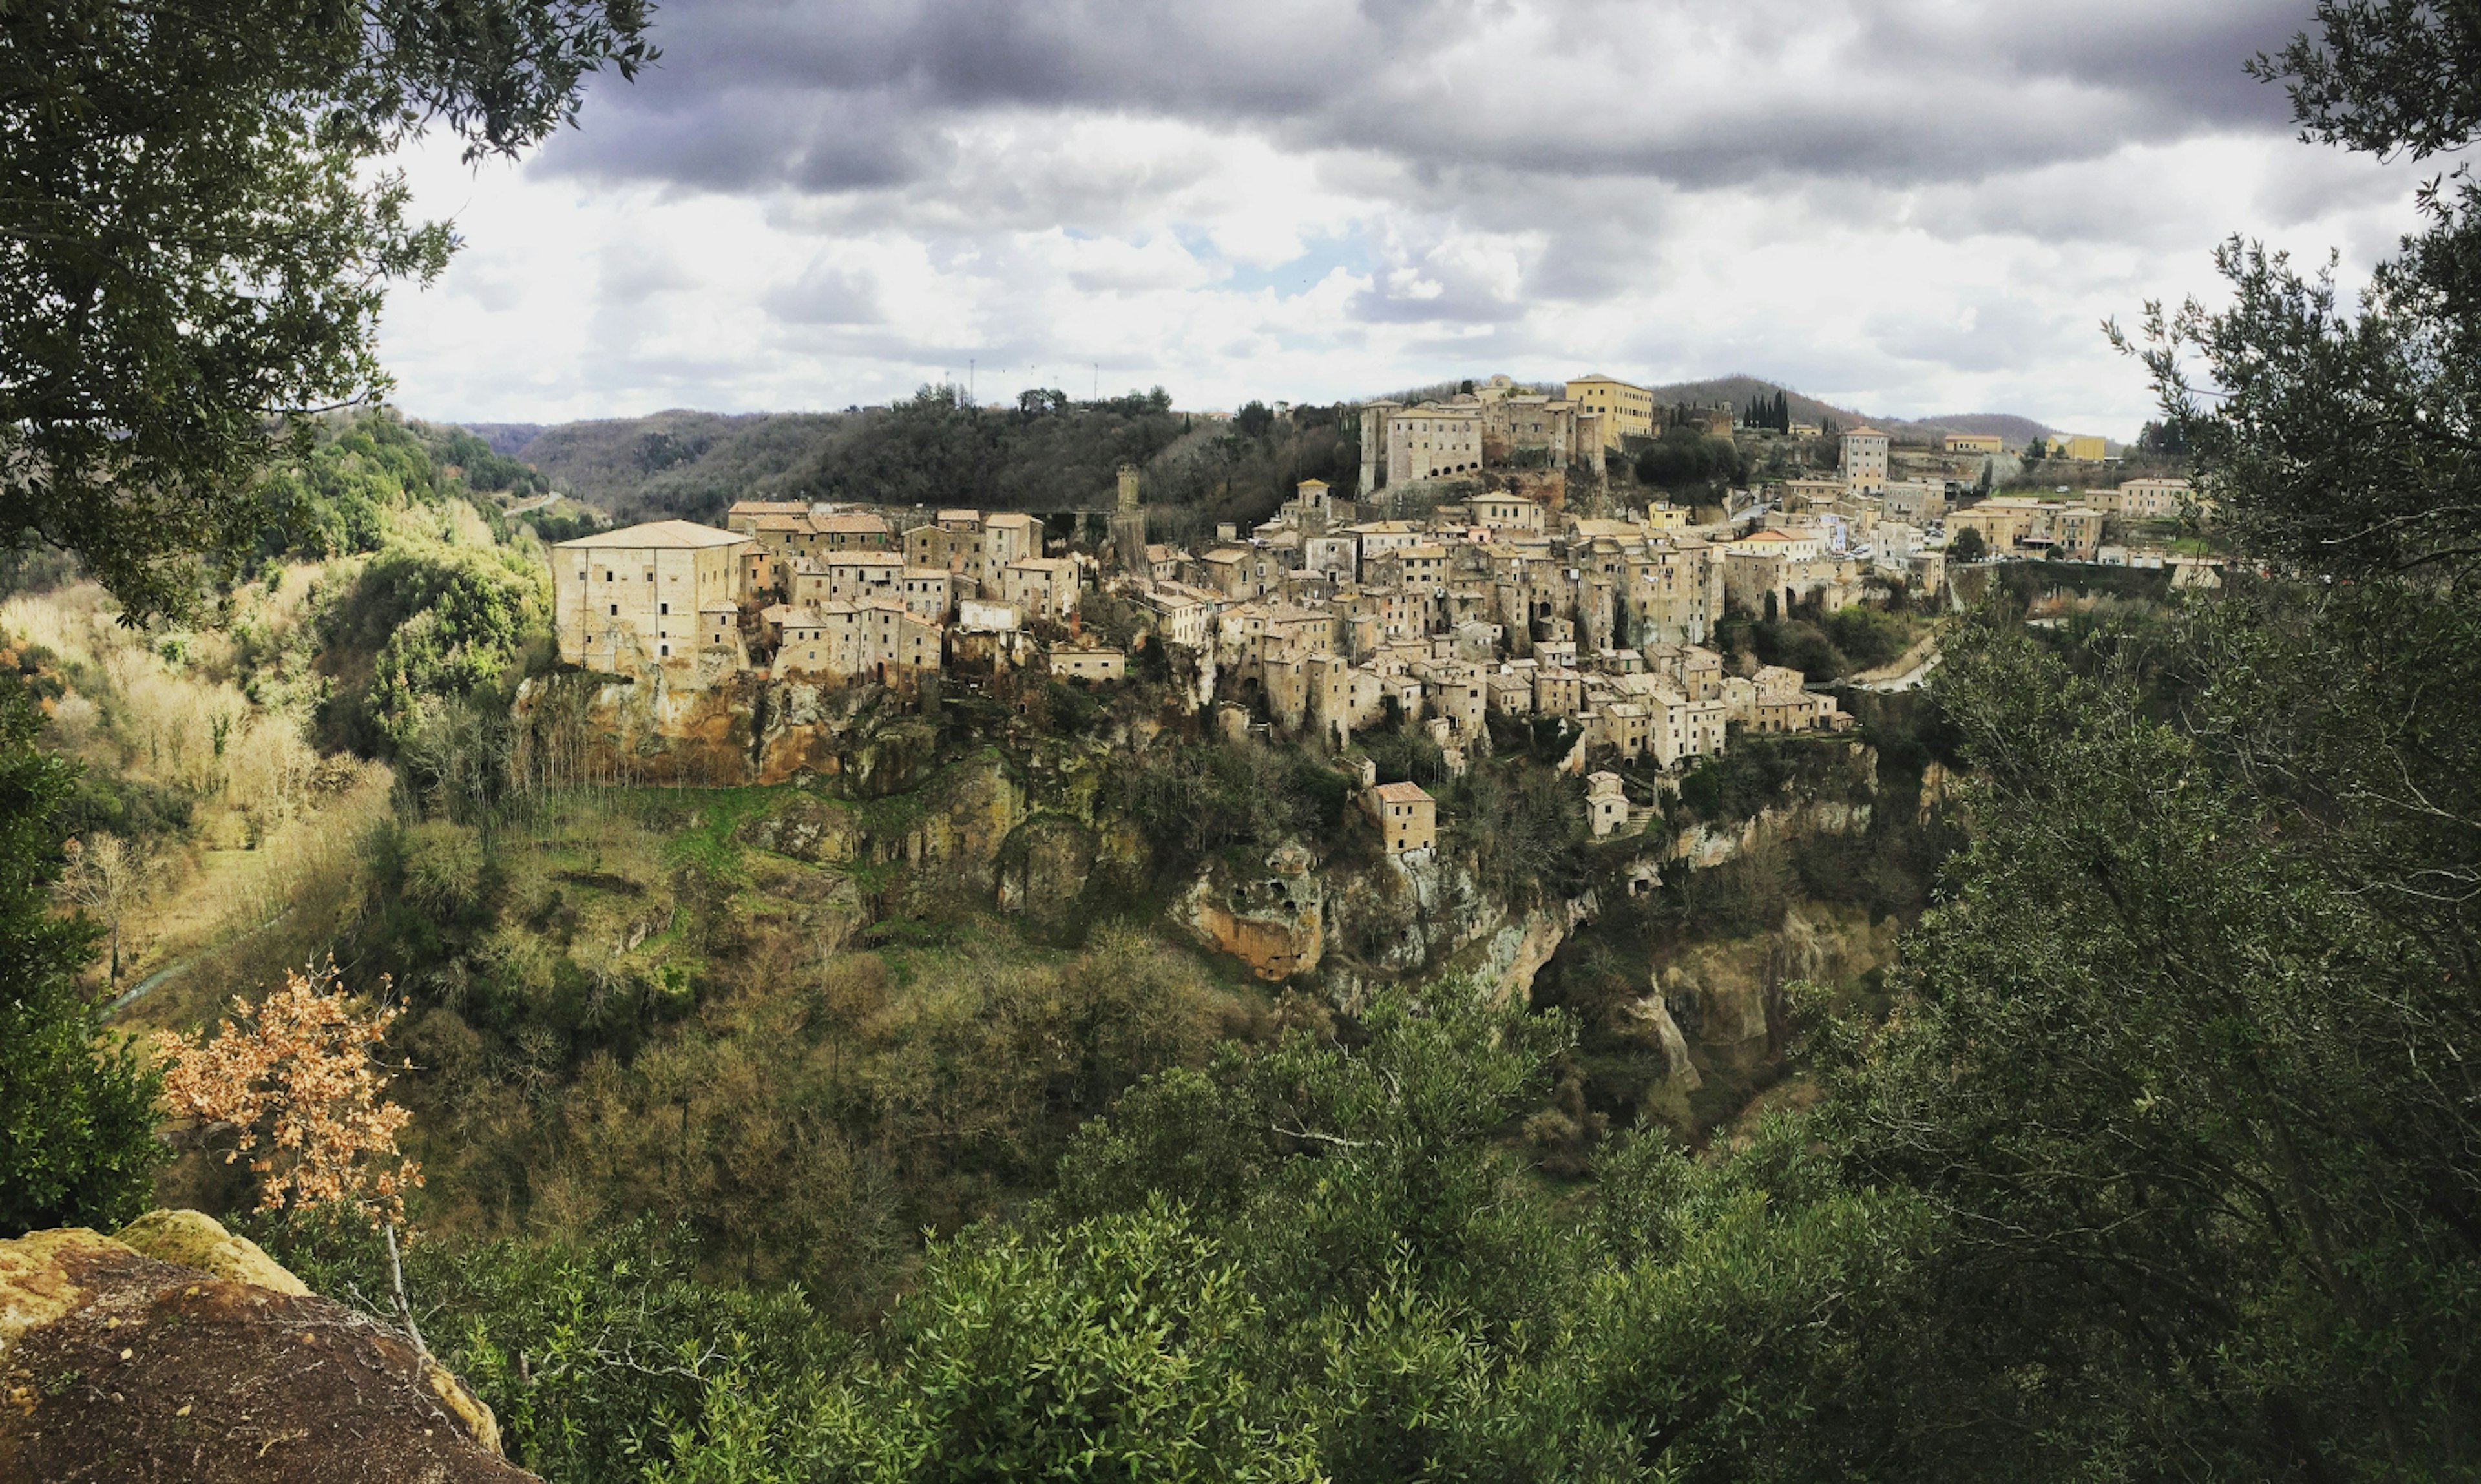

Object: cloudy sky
[376,0,2420,437]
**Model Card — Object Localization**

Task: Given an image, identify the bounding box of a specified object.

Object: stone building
[553,520,754,685]
[1565,374,1654,448]
[1471,492,1546,533]
[725,500,810,535]
[1879,480,1947,524]
[1841,426,1891,494]
[906,514,987,584]
[1587,771,1628,837]
[1382,402,1485,485]
[1003,556,1081,622]
[1365,780,1437,855]
[814,511,894,551]
[2113,477,2192,520]
[981,512,1040,592]
[1051,646,1127,682]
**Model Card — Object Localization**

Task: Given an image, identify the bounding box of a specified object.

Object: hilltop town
[549,371,2203,842]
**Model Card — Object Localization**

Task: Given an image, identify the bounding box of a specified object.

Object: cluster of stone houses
[550,464,1872,854]
[1131,474,1856,773]
[552,503,1087,695]
[1764,426,2199,572]
[1357,373,1656,494]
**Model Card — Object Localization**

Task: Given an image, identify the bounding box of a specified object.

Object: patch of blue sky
[1175,226,1378,298]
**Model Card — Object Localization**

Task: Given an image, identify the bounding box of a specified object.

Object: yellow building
[2048,434,2108,462]
[553,520,753,684]
[1565,374,1655,448]
[1364,780,1438,854]
[1943,434,2004,455]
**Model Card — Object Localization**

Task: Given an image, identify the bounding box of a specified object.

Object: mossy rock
[113,1209,309,1297]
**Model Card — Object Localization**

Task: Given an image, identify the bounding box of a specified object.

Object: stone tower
[1110,463,1147,574]
[1359,400,1399,499]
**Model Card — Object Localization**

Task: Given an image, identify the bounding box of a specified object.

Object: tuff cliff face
[516,673,1946,1136]
[0,1212,523,1483]
[1173,844,1325,981]
[518,671,950,789]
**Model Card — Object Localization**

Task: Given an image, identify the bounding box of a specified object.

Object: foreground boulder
[0,1212,529,1482]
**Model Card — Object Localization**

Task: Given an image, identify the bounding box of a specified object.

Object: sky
[375,0,2425,438]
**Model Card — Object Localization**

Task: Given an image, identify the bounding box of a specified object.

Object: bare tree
[57,831,154,989]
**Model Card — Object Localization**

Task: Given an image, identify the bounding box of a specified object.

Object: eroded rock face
[1657,906,1903,1072]
[1173,845,1324,981]
[0,1217,526,1483]
[1670,799,1872,870]
[1469,897,1596,1007]
[1616,989,1703,1092]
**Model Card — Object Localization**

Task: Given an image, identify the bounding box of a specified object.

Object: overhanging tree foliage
[0,680,164,1235]
[0,0,653,622]
[1817,5,2481,1472]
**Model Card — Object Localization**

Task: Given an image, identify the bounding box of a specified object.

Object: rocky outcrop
[1659,906,1902,1073]
[1615,989,1702,1091]
[517,671,948,789]
[1465,896,1597,1008]
[1173,844,1324,981]
[1669,799,1872,870]
[1917,759,1956,824]
[112,1209,308,1298]
[997,815,1100,924]
[0,1213,525,1483]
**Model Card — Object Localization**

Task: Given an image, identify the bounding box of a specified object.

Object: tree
[154,959,421,1228]
[810,1205,1319,1483]
[1948,526,1987,562]
[1815,6,2481,1470]
[1235,401,1275,439]
[2132,418,2188,457]
[0,0,653,622]
[0,681,165,1235]
[56,830,153,988]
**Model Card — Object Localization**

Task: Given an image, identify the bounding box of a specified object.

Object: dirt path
[1849,632,1942,692]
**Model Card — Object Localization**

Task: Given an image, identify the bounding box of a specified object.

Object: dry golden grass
[4,576,399,1023]
[111,762,395,1034]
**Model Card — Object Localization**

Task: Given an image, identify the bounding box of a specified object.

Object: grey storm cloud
[382,0,2402,429]
[543,0,2318,198]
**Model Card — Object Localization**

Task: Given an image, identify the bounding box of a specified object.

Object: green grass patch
[642,784,797,880]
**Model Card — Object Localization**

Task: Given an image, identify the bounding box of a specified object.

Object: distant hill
[442,393,1354,546]
[454,422,546,457]
[438,375,2072,522]
[1640,374,2056,448]
[507,410,851,524]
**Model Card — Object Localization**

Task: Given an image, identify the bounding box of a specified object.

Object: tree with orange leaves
[152,958,422,1228]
